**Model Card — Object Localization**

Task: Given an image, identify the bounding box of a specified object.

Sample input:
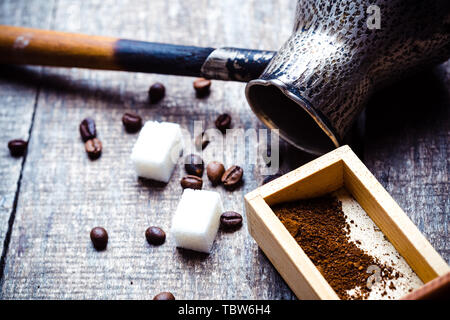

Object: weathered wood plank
[0,0,298,299]
[364,62,450,263]
[0,0,56,278]
[2,0,447,300]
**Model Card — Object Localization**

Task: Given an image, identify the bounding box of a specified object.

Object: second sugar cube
[171,189,223,253]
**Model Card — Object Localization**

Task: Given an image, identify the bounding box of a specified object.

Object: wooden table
[0,0,448,299]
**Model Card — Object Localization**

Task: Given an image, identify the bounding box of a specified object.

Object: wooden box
[245,145,449,300]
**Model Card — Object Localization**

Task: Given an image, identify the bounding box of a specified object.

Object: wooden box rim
[245,145,449,300]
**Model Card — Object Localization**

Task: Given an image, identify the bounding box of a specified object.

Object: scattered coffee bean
[220,211,243,231]
[79,117,96,142]
[7,139,27,157]
[193,77,211,97]
[180,175,203,190]
[184,154,204,177]
[153,292,175,300]
[262,173,283,185]
[206,161,225,185]
[195,132,209,150]
[122,112,142,133]
[215,113,231,133]
[90,227,108,251]
[221,165,243,189]
[149,82,165,103]
[85,138,102,160]
[145,226,166,246]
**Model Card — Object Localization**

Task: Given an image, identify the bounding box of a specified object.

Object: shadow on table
[364,64,449,146]
[0,64,144,106]
[176,247,210,262]
[137,177,168,189]
[135,177,170,197]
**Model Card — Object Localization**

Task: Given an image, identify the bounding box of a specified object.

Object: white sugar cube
[171,189,224,253]
[130,121,183,183]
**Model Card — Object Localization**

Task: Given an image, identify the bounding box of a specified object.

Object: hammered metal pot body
[246,0,450,155]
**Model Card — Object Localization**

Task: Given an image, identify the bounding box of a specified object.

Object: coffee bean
[184,154,204,177]
[262,173,283,185]
[149,82,165,103]
[79,117,96,142]
[7,139,27,157]
[220,211,243,230]
[153,292,175,300]
[85,138,102,160]
[180,175,203,190]
[215,113,231,133]
[145,226,166,246]
[122,112,142,133]
[206,161,225,185]
[221,165,243,189]
[193,78,211,97]
[195,132,209,150]
[90,227,108,250]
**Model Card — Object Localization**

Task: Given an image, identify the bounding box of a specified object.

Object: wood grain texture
[0,0,56,277]
[364,63,450,264]
[0,0,448,300]
[0,0,297,299]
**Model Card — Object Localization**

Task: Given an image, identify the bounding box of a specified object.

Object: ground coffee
[272,195,397,299]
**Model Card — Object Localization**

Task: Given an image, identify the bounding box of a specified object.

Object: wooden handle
[0,25,120,70]
[0,25,215,77]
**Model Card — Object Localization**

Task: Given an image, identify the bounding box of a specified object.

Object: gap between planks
[0,86,41,283]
